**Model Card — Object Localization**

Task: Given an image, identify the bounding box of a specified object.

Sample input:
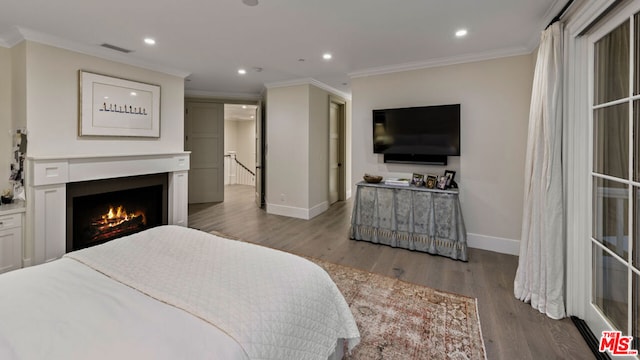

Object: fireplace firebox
[66,173,168,252]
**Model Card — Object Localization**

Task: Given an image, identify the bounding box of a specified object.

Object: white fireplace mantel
[26,152,190,266]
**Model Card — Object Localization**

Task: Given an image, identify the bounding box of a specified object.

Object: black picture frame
[444,170,456,187]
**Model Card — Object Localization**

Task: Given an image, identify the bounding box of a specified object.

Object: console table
[350,181,468,261]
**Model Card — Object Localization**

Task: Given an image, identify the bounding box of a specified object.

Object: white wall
[0,47,13,191]
[24,41,184,157]
[266,85,309,215]
[309,85,329,208]
[266,83,349,219]
[235,120,255,171]
[351,54,535,254]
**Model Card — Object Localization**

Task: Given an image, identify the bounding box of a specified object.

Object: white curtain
[514,22,566,320]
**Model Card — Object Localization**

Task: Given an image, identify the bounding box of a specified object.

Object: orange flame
[99,206,146,227]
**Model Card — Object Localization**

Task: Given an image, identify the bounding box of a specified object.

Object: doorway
[223,104,257,193]
[185,100,262,207]
[329,96,346,204]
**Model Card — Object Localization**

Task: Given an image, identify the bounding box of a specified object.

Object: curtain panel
[514,22,566,320]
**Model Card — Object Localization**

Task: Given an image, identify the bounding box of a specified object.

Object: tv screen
[373,104,460,156]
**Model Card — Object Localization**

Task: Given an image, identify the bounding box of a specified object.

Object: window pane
[636,187,640,269]
[595,20,629,104]
[635,101,640,182]
[593,177,629,259]
[593,244,629,334]
[594,103,629,179]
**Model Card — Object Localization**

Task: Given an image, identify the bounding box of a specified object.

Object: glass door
[590,7,640,355]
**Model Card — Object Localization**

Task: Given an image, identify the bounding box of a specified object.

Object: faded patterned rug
[311,258,486,360]
[207,230,486,360]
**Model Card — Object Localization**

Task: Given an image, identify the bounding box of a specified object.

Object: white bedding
[0,225,359,359]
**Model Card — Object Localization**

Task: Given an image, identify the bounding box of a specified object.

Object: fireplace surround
[27,152,189,265]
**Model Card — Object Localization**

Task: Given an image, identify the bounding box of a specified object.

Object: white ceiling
[0,0,564,98]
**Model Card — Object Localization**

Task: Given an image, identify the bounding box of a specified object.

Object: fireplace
[66,173,168,252]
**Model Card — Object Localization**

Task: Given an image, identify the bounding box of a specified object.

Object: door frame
[184,97,260,203]
[565,0,640,349]
[329,96,347,202]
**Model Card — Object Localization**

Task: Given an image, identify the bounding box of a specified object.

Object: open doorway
[224,104,257,203]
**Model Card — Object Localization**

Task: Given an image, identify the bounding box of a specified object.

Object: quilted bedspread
[65,225,360,360]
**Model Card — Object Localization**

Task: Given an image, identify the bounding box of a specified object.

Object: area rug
[207,230,486,360]
[312,258,486,360]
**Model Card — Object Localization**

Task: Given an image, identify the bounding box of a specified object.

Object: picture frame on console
[79,71,161,138]
[436,176,448,190]
[411,173,425,187]
[425,175,437,189]
[444,170,456,187]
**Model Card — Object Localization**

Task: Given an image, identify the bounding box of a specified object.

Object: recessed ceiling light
[144,38,156,45]
[455,29,468,37]
[242,105,247,109]
[238,69,247,75]
[323,53,332,60]
[130,92,137,96]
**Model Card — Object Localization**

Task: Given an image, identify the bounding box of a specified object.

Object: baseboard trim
[308,201,329,219]
[267,203,309,219]
[22,258,32,267]
[467,233,520,256]
[267,202,329,220]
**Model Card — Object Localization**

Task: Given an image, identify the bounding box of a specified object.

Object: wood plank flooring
[188,185,593,360]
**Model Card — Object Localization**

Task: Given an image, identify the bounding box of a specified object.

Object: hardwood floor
[189,185,593,360]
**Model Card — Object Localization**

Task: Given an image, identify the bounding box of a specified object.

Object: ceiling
[0,0,564,98]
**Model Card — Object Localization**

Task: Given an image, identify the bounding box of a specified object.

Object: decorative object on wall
[8,129,27,202]
[79,71,160,137]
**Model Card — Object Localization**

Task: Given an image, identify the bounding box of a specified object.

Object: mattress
[0,225,360,359]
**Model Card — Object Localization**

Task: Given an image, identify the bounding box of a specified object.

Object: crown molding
[184,89,262,101]
[349,46,533,79]
[0,27,25,48]
[6,27,190,78]
[525,0,577,51]
[264,77,351,100]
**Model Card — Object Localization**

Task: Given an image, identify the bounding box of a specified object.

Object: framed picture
[436,175,448,190]
[444,170,456,187]
[425,175,437,189]
[79,71,160,137]
[411,173,425,187]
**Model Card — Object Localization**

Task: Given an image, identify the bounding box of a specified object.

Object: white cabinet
[0,203,25,274]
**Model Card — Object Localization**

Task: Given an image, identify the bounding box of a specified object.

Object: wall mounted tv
[373,104,460,165]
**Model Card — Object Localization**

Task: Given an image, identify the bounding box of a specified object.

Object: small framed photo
[411,173,425,187]
[444,170,456,187]
[436,176,448,190]
[425,175,437,189]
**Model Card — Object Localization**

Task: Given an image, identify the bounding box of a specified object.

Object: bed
[0,225,360,359]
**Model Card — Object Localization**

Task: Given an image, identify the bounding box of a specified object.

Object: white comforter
[0,225,360,359]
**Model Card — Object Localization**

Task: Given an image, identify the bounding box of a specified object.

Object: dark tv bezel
[372,104,461,157]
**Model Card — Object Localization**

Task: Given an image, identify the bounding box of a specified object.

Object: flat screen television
[372,104,460,165]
